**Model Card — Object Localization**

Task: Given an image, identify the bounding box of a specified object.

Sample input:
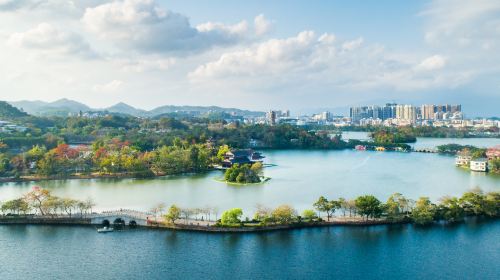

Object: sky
[0,0,499,116]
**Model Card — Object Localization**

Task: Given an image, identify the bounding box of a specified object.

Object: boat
[97,227,114,233]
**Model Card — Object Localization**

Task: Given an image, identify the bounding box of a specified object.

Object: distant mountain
[10,98,90,116]
[48,98,91,112]
[8,99,264,118]
[0,101,29,119]
[150,105,264,118]
[9,100,48,114]
[105,102,148,117]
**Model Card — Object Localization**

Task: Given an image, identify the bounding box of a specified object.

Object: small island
[224,162,265,184]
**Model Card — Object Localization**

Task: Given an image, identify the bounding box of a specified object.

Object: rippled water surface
[0,220,499,280]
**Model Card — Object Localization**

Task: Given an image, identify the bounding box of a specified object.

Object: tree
[385,193,408,220]
[216,145,230,161]
[338,198,347,217]
[272,205,296,224]
[438,196,465,223]
[37,151,58,176]
[254,204,272,225]
[24,186,52,215]
[41,196,62,217]
[482,192,500,217]
[165,205,181,224]
[150,203,166,221]
[313,196,338,221]
[302,209,317,222]
[84,198,96,214]
[346,200,357,217]
[355,195,382,220]
[411,197,436,225]
[220,208,243,226]
[224,164,261,183]
[61,198,78,217]
[1,198,30,215]
[459,189,486,216]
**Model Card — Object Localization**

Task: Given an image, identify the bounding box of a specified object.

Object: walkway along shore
[0,212,413,233]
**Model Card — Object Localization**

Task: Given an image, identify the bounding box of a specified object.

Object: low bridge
[413,148,438,153]
[90,210,152,227]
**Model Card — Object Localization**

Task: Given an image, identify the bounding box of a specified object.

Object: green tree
[165,205,181,224]
[313,196,338,221]
[220,208,243,226]
[355,195,382,220]
[438,196,465,223]
[216,145,230,161]
[1,198,30,215]
[302,209,318,222]
[483,192,500,217]
[459,189,486,216]
[385,193,408,220]
[61,198,78,217]
[411,197,436,225]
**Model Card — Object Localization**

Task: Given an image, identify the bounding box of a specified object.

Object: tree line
[0,187,95,217]
[0,138,223,178]
[179,189,498,227]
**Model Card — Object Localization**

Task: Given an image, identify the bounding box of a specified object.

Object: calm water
[0,143,499,215]
[1,220,499,280]
[1,138,499,279]
[342,131,500,149]
[0,150,500,214]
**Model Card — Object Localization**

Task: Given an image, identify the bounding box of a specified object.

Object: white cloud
[416,55,446,71]
[341,37,363,51]
[82,0,264,54]
[92,80,123,92]
[0,0,77,12]
[118,57,176,72]
[254,14,272,36]
[7,22,96,58]
[189,31,465,92]
[422,0,500,50]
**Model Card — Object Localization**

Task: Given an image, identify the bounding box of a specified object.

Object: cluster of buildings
[221,149,265,168]
[244,105,498,130]
[0,120,27,133]
[455,146,500,172]
[350,103,464,126]
[265,110,291,125]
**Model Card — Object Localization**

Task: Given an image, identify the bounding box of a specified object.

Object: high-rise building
[396,105,416,122]
[450,105,461,113]
[368,106,382,119]
[266,110,277,125]
[421,104,436,120]
[381,103,397,120]
[350,106,369,123]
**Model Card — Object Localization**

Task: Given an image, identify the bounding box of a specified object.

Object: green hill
[0,101,29,119]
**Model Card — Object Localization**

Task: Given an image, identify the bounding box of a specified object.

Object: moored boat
[97,227,114,233]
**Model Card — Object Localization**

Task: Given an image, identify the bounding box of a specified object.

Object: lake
[0,137,499,215]
[0,219,499,280]
[0,137,499,279]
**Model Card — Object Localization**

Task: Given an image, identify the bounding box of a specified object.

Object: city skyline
[1,0,499,115]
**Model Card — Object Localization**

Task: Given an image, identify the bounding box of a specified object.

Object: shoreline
[0,170,218,183]
[0,216,410,232]
[2,216,497,233]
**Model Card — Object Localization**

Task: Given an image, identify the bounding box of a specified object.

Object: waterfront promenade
[0,209,408,233]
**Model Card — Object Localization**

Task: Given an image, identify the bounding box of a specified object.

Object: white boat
[97,227,114,233]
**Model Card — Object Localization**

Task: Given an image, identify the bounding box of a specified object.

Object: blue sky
[0,0,498,116]
[166,0,425,47]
